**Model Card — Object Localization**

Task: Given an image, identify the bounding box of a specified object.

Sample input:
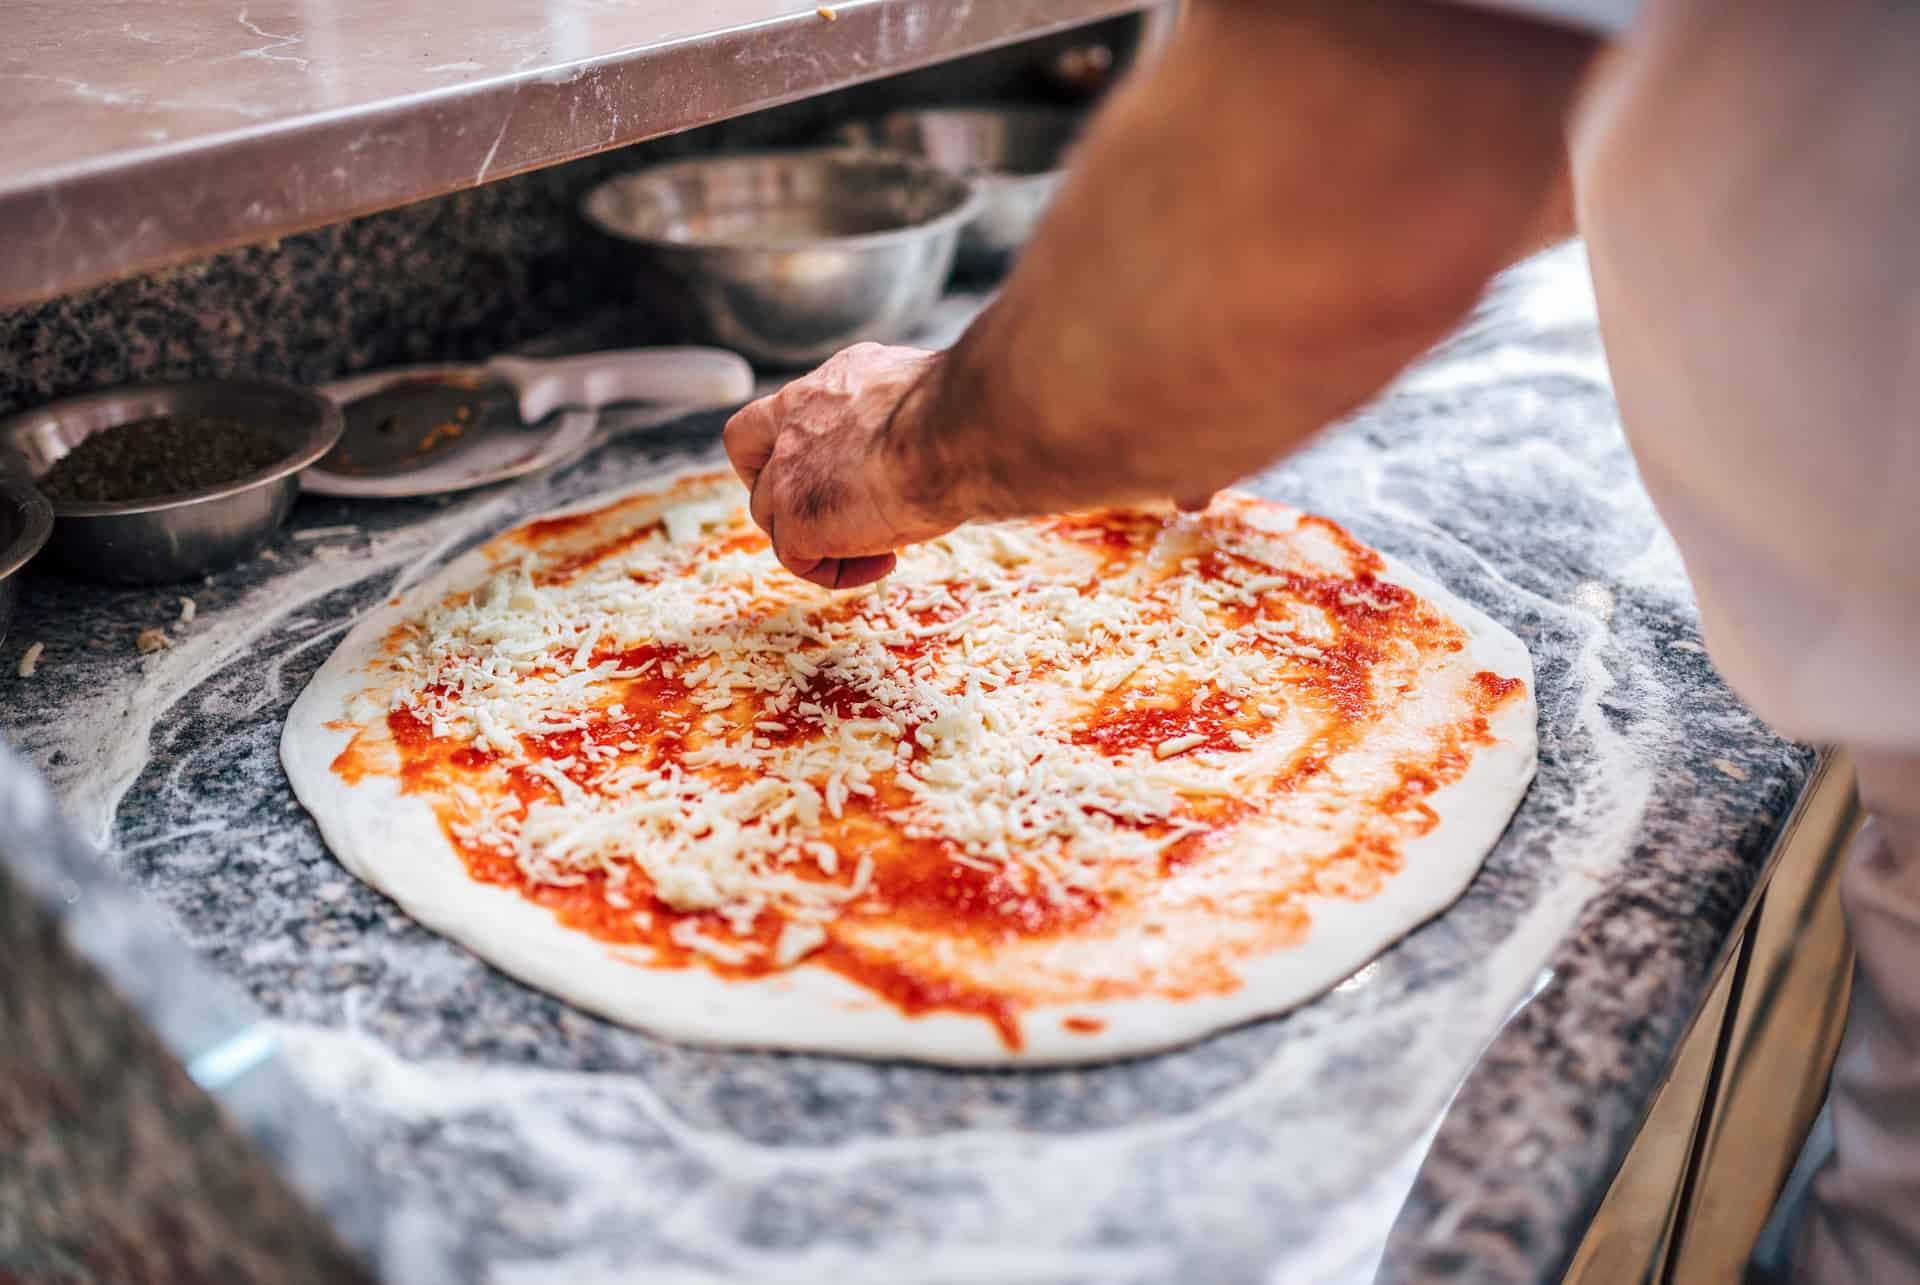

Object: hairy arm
[727,0,1596,586]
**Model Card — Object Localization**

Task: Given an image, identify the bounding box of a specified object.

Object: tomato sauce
[533,520,666,585]
[1075,691,1241,758]
[819,942,1027,1049]
[330,493,1532,1050]
[1470,670,1526,709]
[866,830,1103,937]
[1045,510,1165,556]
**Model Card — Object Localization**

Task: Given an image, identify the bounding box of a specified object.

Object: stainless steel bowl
[582,150,982,367]
[835,108,1084,277]
[0,476,53,647]
[0,379,343,584]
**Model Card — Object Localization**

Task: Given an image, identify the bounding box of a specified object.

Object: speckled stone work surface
[0,249,1814,1285]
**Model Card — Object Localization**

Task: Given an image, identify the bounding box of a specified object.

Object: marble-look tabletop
[0,246,1814,1284]
[0,0,1150,309]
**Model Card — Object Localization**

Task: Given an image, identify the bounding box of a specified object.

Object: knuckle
[722,397,759,434]
[726,397,770,434]
[722,415,761,465]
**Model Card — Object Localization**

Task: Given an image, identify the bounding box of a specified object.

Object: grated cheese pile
[376,484,1364,966]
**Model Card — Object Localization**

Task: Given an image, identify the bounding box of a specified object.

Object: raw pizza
[283,465,1536,1064]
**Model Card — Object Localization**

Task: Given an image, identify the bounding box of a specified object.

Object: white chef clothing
[1476,0,1920,1278]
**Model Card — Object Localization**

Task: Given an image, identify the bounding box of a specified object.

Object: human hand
[722,343,958,589]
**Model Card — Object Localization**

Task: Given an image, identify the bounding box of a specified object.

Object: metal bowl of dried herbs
[0,378,342,583]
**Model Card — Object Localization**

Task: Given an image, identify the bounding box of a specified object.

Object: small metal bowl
[582,149,982,367]
[835,107,1084,278]
[0,379,343,584]
[0,476,53,647]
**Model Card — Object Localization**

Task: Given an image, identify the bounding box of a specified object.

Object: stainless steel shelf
[1,0,1149,311]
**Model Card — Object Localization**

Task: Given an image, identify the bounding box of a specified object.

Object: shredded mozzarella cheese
[376,487,1354,962]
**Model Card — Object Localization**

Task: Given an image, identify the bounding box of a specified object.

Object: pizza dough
[283,465,1536,1065]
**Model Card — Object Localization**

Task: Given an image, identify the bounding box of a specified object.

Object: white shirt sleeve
[1574,2,1920,754]
[1576,7,1920,1277]
[1453,0,1639,35]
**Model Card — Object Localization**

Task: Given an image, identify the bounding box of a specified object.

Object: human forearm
[726,0,1599,587]
[891,0,1597,521]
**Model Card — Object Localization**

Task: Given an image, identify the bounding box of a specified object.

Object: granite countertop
[0,246,1814,1284]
